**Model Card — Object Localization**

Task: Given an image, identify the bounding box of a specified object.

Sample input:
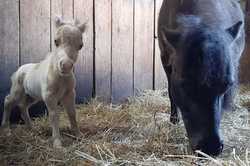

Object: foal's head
[54,17,87,76]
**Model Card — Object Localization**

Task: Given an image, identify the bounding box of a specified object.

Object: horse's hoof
[170,115,180,124]
[75,129,81,137]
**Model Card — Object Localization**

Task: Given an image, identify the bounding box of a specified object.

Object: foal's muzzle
[59,58,74,75]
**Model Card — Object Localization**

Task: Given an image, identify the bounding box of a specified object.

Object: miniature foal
[1,17,86,148]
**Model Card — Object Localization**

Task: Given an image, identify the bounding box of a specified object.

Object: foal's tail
[10,69,26,94]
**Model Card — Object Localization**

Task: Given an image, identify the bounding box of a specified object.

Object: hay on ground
[0,87,250,166]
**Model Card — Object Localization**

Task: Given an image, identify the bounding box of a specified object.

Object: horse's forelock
[177,15,202,30]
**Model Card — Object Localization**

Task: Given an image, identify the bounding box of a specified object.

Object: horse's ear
[160,27,181,49]
[226,21,242,40]
[78,22,87,33]
[55,16,65,28]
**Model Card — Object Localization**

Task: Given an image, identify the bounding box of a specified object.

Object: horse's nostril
[201,140,224,156]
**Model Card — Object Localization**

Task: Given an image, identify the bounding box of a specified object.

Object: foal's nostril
[79,44,83,50]
[60,60,74,73]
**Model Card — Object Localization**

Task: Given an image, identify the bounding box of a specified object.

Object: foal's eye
[55,39,60,47]
[79,44,83,50]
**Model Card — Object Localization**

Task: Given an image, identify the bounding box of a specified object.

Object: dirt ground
[0,85,250,166]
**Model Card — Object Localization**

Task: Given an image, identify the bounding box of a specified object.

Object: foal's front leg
[44,95,62,148]
[61,90,80,136]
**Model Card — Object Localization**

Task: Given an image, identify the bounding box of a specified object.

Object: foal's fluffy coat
[1,17,86,148]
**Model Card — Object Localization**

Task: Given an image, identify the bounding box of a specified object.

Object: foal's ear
[55,16,65,28]
[74,18,80,26]
[78,23,87,33]
[226,21,243,40]
[160,27,181,49]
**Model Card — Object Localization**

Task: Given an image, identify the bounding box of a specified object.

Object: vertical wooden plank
[51,0,74,51]
[0,0,19,106]
[246,0,250,37]
[74,0,94,103]
[240,0,250,82]
[20,0,50,64]
[134,0,154,94]
[112,0,134,103]
[154,0,167,89]
[95,0,112,102]
[62,0,74,20]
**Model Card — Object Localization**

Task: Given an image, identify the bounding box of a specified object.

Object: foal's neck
[49,49,73,78]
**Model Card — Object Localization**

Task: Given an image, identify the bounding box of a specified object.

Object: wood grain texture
[74,0,94,103]
[0,0,19,103]
[51,0,74,51]
[154,0,167,89]
[95,0,112,102]
[246,0,250,36]
[240,1,250,83]
[112,0,134,103]
[20,0,50,64]
[134,0,154,94]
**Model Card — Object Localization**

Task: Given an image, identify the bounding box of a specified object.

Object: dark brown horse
[158,0,245,156]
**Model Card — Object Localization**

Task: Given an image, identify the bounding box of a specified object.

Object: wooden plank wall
[0,0,171,104]
[240,0,250,82]
[154,0,167,89]
[134,0,154,95]
[0,0,19,105]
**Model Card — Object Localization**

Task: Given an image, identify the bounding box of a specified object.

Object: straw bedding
[0,85,250,166]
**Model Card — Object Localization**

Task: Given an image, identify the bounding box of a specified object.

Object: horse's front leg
[61,90,80,137]
[43,94,62,149]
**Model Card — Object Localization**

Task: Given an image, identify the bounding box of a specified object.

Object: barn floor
[0,86,250,166]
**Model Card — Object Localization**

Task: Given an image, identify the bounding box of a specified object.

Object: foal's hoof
[1,127,11,136]
[53,138,63,149]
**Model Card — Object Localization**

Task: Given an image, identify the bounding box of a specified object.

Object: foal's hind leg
[18,96,36,129]
[2,88,23,129]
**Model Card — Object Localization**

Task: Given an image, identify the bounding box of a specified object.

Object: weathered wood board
[134,0,154,94]
[154,0,168,90]
[51,0,74,50]
[20,0,50,64]
[0,0,19,103]
[74,0,94,103]
[95,0,112,102]
[112,0,134,103]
